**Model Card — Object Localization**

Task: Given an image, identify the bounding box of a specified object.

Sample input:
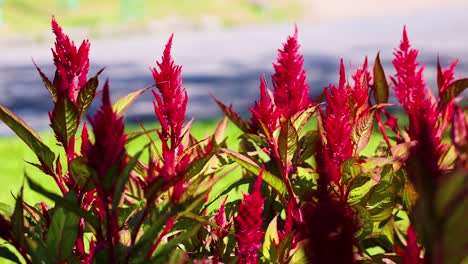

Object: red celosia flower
[86,80,126,180]
[351,57,371,121]
[320,60,353,184]
[151,34,190,203]
[234,171,265,264]
[51,16,90,104]
[249,76,280,134]
[272,26,311,118]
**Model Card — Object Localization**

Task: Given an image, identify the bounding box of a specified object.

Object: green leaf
[0,246,21,263]
[262,215,280,260]
[212,96,250,133]
[46,192,80,262]
[77,69,102,116]
[298,130,320,162]
[288,239,308,264]
[278,120,299,167]
[347,175,375,205]
[113,85,152,116]
[440,78,468,104]
[112,149,144,212]
[0,104,55,169]
[221,148,288,199]
[11,186,25,248]
[152,224,201,260]
[26,176,99,231]
[184,143,218,179]
[354,205,373,241]
[373,52,389,104]
[69,157,94,192]
[352,110,374,155]
[34,61,57,103]
[341,158,361,186]
[366,165,395,221]
[51,96,79,145]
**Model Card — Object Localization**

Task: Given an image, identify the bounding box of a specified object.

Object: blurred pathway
[0,5,468,134]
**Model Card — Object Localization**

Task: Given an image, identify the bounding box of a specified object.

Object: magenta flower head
[234,170,265,264]
[86,80,126,182]
[51,16,90,104]
[272,26,311,118]
[320,60,353,184]
[151,34,188,152]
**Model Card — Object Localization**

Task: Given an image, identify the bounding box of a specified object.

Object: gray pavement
[1,7,468,135]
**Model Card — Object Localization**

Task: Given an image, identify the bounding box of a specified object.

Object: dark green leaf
[26,176,98,231]
[69,157,94,192]
[373,53,389,104]
[51,96,79,145]
[298,130,320,162]
[0,104,55,169]
[366,165,395,221]
[77,69,102,116]
[354,205,373,241]
[221,148,288,199]
[46,192,80,262]
[113,85,152,116]
[441,78,468,104]
[0,246,21,263]
[347,175,375,205]
[212,96,250,133]
[34,61,57,103]
[11,186,25,248]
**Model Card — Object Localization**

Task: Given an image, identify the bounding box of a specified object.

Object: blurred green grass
[1,0,305,34]
[0,116,390,207]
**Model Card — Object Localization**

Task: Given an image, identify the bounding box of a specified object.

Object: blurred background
[0,0,467,132]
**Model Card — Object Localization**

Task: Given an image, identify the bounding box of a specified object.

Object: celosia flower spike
[272,26,310,118]
[234,170,265,264]
[320,61,353,183]
[51,16,90,104]
[86,80,126,181]
[151,34,188,151]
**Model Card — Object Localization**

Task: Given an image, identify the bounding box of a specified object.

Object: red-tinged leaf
[352,109,374,155]
[292,104,318,134]
[437,57,443,94]
[51,96,79,145]
[373,52,389,104]
[11,186,25,248]
[221,148,288,200]
[452,105,468,150]
[0,104,55,169]
[77,69,103,116]
[212,96,250,133]
[33,61,57,103]
[214,116,229,144]
[278,120,299,166]
[441,78,468,104]
[112,84,153,116]
[46,192,80,262]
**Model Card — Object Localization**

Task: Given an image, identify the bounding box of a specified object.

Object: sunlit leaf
[113,85,152,116]
[212,96,250,133]
[373,52,389,104]
[0,104,55,169]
